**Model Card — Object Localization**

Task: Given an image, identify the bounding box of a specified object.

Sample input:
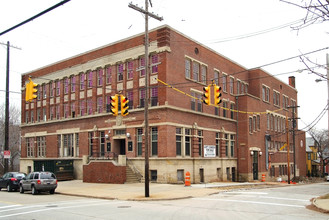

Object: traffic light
[214,85,222,105]
[203,85,211,105]
[110,95,119,116]
[121,95,129,116]
[25,78,38,102]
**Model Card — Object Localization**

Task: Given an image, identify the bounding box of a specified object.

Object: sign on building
[204,145,216,157]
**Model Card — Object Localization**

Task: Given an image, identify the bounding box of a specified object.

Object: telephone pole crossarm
[128,3,163,21]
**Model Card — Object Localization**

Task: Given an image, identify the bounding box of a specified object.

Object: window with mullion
[137,128,143,156]
[139,88,146,108]
[127,61,134,80]
[64,78,69,94]
[117,64,124,82]
[151,87,158,106]
[97,68,103,86]
[88,71,93,88]
[71,76,76,93]
[97,97,103,113]
[193,62,199,81]
[151,127,158,156]
[151,54,158,74]
[80,73,85,90]
[106,66,112,84]
[127,90,133,109]
[140,57,145,77]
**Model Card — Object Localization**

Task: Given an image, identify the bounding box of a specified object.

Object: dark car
[20,171,57,195]
[0,172,27,192]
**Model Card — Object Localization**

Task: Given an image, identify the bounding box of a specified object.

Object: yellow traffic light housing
[110,95,119,116]
[214,85,222,105]
[25,78,38,102]
[203,85,211,105]
[121,95,129,116]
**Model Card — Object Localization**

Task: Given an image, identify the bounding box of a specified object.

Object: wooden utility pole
[129,0,163,198]
[286,113,291,184]
[0,41,20,173]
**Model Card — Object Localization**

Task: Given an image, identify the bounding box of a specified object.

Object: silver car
[20,171,57,195]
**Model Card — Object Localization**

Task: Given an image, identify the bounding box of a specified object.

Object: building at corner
[20,25,306,183]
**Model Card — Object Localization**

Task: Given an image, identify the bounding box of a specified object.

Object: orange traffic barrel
[185,171,191,186]
[261,174,265,182]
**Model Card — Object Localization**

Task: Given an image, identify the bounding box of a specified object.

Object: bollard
[185,171,191,186]
[261,174,265,182]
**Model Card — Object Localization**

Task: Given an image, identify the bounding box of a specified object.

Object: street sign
[204,145,216,157]
[3,150,10,159]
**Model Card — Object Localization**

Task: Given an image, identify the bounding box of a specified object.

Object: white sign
[3,150,10,159]
[204,145,216,157]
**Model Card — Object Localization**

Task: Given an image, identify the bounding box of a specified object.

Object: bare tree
[0,104,21,173]
[308,128,329,176]
[280,0,329,30]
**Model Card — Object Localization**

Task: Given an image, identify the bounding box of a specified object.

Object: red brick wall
[83,161,126,184]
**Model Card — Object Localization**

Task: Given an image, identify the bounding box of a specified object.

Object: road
[0,182,328,220]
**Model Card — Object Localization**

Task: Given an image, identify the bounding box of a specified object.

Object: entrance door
[200,168,204,183]
[252,151,258,180]
[119,139,126,155]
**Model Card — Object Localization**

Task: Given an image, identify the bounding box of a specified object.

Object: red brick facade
[20,25,306,183]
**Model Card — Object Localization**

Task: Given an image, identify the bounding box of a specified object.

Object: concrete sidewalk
[55,180,329,212]
[56,180,268,201]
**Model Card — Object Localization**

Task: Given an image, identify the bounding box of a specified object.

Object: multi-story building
[20,25,306,183]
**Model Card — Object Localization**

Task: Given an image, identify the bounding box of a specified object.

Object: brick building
[20,25,306,183]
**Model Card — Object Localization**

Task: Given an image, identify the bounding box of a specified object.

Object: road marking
[0,201,127,218]
[193,198,305,208]
[0,205,21,210]
[224,191,268,195]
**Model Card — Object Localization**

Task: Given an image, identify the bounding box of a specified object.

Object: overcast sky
[0,0,328,133]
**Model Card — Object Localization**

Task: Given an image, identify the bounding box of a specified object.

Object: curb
[312,198,329,213]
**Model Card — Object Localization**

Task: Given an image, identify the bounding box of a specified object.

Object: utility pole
[129,0,163,198]
[1,41,20,173]
[288,105,299,181]
[286,113,291,184]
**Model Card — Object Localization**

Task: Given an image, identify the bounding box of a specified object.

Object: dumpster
[34,160,74,181]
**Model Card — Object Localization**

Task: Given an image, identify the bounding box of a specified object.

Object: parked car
[20,171,57,195]
[0,172,26,192]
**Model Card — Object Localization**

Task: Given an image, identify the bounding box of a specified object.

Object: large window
[26,137,35,157]
[222,74,227,92]
[191,91,202,112]
[63,134,74,157]
[87,71,93,88]
[214,70,220,85]
[229,77,234,94]
[64,78,69,94]
[80,73,85,90]
[80,100,85,116]
[97,97,103,113]
[97,68,103,86]
[139,88,145,108]
[193,62,199,81]
[185,128,192,156]
[151,54,158,73]
[56,80,60,96]
[71,75,76,93]
[137,128,143,156]
[117,64,124,81]
[139,57,145,77]
[151,87,158,106]
[37,137,46,157]
[197,130,203,156]
[106,66,112,84]
[127,61,134,79]
[262,85,270,102]
[176,128,182,156]
[151,127,158,156]
[201,65,207,84]
[87,99,93,115]
[185,59,191,78]
[223,133,235,158]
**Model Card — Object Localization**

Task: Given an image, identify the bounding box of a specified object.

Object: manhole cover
[117,206,131,209]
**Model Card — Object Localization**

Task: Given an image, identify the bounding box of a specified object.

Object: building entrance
[252,151,258,180]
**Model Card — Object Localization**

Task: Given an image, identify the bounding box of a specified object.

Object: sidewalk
[56,180,277,201]
[56,180,329,212]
